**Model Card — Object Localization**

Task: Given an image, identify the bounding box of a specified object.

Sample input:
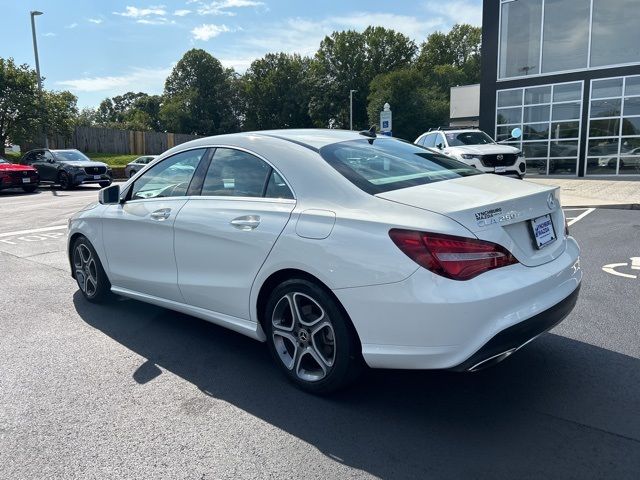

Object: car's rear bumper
[333,237,581,370]
[450,284,580,371]
[0,176,40,189]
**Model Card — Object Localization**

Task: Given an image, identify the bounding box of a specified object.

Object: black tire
[22,185,38,193]
[99,181,112,188]
[57,171,72,190]
[264,278,362,394]
[71,236,112,303]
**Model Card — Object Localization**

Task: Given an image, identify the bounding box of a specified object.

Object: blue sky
[1,0,482,108]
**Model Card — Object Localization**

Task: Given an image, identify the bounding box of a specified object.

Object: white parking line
[0,225,67,239]
[567,208,595,226]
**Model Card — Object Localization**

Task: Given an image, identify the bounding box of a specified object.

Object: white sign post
[380,103,392,137]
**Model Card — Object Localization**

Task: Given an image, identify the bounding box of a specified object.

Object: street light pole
[30,10,48,148]
[349,89,357,130]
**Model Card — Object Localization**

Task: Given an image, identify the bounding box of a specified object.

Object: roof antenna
[359,125,377,139]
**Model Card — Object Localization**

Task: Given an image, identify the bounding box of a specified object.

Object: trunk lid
[376,174,566,267]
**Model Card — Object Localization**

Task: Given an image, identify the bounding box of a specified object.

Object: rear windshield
[53,150,91,162]
[319,138,481,194]
[445,131,495,146]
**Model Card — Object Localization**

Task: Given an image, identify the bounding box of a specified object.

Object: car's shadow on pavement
[73,293,640,479]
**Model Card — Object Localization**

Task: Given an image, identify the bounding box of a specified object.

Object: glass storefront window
[541,0,590,73]
[525,86,551,104]
[499,1,640,79]
[553,83,582,102]
[523,123,550,140]
[625,76,640,96]
[551,121,580,139]
[622,118,640,136]
[497,81,582,175]
[591,78,623,99]
[623,97,640,117]
[587,76,640,175]
[590,0,640,68]
[497,107,522,125]
[497,90,523,107]
[551,103,581,121]
[590,99,621,118]
[499,0,543,78]
[589,119,620,138]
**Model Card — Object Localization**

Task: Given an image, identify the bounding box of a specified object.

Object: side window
[130,148,205,200]
[436,134,446,148]
[43,151,55,162]
[423,134,436,148]
[201,148,270,198]
[22,153,35,165]
[265,170,294,199]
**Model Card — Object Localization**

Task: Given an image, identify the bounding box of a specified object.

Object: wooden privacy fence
[43,127,201,155]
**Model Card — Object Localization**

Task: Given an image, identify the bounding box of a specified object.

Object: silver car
[124,155,157,178]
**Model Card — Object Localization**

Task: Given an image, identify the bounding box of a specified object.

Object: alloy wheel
[271,292,336,382]
[73,243,98,297]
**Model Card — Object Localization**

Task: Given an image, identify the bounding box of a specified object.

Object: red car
[0,156,40,193]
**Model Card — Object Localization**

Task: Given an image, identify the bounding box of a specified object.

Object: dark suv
[20,149,112,190]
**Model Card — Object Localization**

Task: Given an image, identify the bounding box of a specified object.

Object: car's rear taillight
[389,229,518,281]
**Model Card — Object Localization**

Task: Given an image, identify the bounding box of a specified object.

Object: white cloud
[88,18,103,24]
[173,9,192,16]
[42,32,57,37]
[138,18,175,25]
[195,0,265,16]
[191,23,232,41]
[113,6,168,18]
[56,66,173,93]
[423,0,482,27]
[65,22,78,29]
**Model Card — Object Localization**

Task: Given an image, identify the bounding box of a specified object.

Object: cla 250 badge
[474,207,522,227]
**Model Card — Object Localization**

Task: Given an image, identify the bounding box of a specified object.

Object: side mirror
[510,127,522,139]
[47,158,55,163]
[99,184,120,205]
[436,142,444,150]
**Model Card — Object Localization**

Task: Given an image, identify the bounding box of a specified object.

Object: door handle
[150,208,171,221]
[230,215,260,230]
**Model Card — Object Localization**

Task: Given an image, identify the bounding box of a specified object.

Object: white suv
[416,128,526,179]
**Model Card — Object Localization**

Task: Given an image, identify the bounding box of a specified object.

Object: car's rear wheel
[264,278,362,394]
[129,170,136,178]
[58,171,72,190]
[22,185,38,193]
[72,237,112,303]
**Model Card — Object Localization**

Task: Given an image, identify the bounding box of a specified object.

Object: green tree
[96,91,148,125]
[367,69,448,141]
[161,49,239,135]
[76,107,99,127]
[241,53,313,130]
[416,24,482,87]
[309,27,417,130]
[43,90,78,140]
[0,58,40,147]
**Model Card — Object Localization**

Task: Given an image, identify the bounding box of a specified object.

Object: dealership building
[479,0,640,176]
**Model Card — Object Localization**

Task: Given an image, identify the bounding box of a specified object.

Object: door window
[201,148,271,198]
[422,134,436,148]
[265,171,294,199]
[130,148,205,200]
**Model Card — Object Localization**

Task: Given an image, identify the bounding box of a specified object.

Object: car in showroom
[20,149,112,190]
[0,156,40,193]
[124,155,157,178]
[415,127,527,178]
[68,129,581,393]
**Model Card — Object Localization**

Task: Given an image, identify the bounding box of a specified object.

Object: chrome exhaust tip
[468,348,517,372]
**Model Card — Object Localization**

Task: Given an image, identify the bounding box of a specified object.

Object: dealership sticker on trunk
[531,214,556,249]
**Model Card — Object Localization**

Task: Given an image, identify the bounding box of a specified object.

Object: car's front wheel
[264,278,362,394]
[72,237,112,303]
[58,171,72,190]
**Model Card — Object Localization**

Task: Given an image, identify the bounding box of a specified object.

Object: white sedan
[68,129,582,393]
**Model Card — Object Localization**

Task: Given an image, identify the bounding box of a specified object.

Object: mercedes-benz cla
[68,129,581,393]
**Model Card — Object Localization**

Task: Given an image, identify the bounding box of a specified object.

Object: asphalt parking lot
[1,186,639,479]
